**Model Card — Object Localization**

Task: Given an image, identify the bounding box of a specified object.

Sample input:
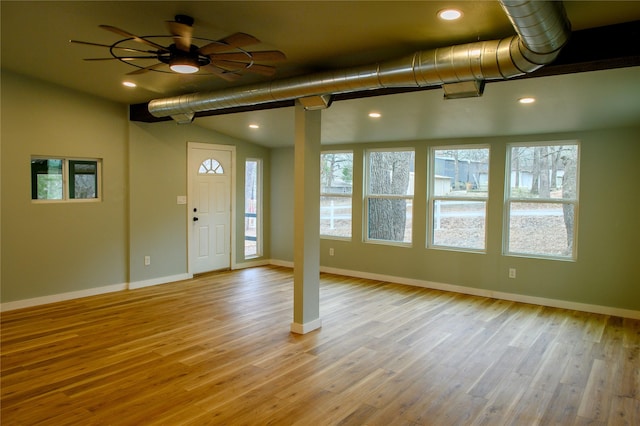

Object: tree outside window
[365,149,414,244]
[69,160,98,199]
[505,142,579,259]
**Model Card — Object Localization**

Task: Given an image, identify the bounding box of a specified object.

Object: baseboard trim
[2,273,194,312]
[234,259,271,270]
[128,273,193,290]
[315,265,640,320]
[5,262,636,320]
[270,259,294,268]
[290,318,322,334]
[0,283,127,312]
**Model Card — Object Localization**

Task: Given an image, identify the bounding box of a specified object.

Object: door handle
[193,217,199,222]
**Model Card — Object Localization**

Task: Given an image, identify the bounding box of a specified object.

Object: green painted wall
[129,121,271,284]
[1,71,128,301]
[128,122,192,283]
[272,127,640,311]
[1,72,270,303]
[2,69,638,312]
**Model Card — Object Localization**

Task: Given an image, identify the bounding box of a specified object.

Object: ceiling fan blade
[198,32,260,55]
[166,21,193,51]
[99,25,169,52]
[126,62,166,75]
[207,50,286,62]
[83,56,158,61]
[221,32,261,48]
[243,63,277,76]
[212,60,277,76]
[198,42,225,56]
[210,60,247,70]
[202,64,242,81]
[70,40,156,54]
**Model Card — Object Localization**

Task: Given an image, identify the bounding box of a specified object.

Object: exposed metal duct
[148,0,571,123]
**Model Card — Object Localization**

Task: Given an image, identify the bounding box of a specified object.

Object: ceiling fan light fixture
[169,58,199,74]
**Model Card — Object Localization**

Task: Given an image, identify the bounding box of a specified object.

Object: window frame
[244,158,263,259]
[503,140,580,261]
[198,158,225,175]
[320,150,354,240]
[428,144,490,253]
[31,156,102,203]
[364,147,415,247]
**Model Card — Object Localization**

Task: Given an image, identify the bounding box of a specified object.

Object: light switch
[177,195,187,205]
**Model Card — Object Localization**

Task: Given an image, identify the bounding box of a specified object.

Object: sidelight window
[245,159,262,258]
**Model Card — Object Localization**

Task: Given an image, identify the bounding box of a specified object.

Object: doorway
[188,143,235,274]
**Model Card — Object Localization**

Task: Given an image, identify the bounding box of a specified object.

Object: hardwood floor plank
[608,395,640,426]
[577,358,616,422]
[503,386,555,425]
[1,266,638,425]
[426,391,488,425]
[560,340,597,387]
[467,346,525,399]
[529,341,573,392]
[334,402,379,426]
[515,331,556,376]
[392,364,461,423]
[539,383,584,424]
[469,372,529,425]
[615,346,640,399]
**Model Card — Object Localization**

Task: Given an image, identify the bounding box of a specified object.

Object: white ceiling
[195,67,640,147]
[2,1,640,147]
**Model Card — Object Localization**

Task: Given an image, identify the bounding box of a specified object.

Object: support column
[290,100,322,334]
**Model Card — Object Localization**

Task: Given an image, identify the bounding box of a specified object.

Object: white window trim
[503,140,580,261]
[198,158,225,175]
[31,156,102,203]
[320,150,353,240]
[364,148,414,247]
[245,158,263,259]
[428,144,490,253]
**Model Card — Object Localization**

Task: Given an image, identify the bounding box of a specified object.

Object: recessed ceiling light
[518,97,536,104]
[438,9,462,21]
[249,124,260,129]
[368,112,382,118]
[122,81,137,88]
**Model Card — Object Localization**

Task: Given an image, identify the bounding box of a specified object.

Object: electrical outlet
[329,248,334,256]
[144,256,151,266]
[509,268,516,279]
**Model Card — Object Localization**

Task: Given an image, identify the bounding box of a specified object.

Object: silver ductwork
[148,0,570,122]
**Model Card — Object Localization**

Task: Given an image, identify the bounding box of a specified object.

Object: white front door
[188,144,232,274]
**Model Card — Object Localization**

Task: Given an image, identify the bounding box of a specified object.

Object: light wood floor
[1,266,639,425]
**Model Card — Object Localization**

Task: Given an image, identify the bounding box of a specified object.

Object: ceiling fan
[70,15,286,81]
